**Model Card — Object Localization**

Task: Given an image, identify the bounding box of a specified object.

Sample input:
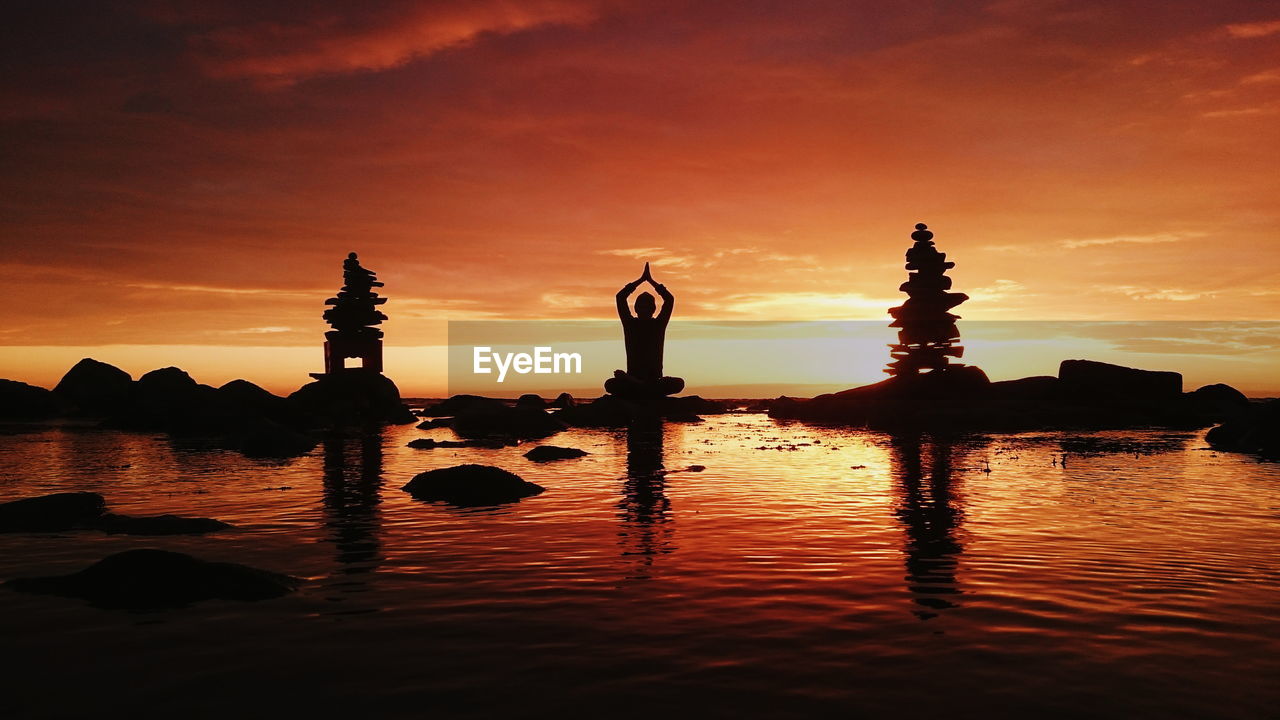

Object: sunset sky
[2,1,1278,395]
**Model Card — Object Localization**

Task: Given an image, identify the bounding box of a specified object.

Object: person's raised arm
[616,277,642,320]
[654,280,674,323]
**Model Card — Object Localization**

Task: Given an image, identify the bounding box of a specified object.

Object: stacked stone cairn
[886,223,968,376]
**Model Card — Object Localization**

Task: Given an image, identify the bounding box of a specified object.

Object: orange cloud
[190,0,599,84]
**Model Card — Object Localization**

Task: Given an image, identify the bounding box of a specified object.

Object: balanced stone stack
[886,223,969,376]
[315,252,388,376]
[324,252,387,339]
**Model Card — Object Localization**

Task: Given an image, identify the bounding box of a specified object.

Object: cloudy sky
[2,1,1277,393]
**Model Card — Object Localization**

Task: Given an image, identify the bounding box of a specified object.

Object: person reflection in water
[322,430,385,597]
[888,436,965,620]
[606,262,684,400]
[618,424,674,576]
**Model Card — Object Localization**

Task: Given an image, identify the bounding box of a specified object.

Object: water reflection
[887,435,971,620]
[618,423,674,575]
[321,431,385,599]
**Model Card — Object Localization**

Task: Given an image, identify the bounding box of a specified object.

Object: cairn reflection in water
[321,431,385,598]
[618,423,674,574]
[888,436,974,620]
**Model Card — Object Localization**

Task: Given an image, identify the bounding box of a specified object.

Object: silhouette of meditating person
[605,263,685,400]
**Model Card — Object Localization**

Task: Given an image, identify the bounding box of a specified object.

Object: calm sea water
[1,415,1278,719]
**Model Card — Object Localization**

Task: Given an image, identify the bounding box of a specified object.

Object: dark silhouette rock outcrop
[6,549,298,609]
[1206,399,1279,460]
[416,417,453,430]
[515,393,546,409]
[1058,359,1182,408]
[0,492,107,532]
[419,395,505,417]
[558,394,726,428]
[452,403,566,440]
[1186,383,1251,420]
[288,371,415,426]
[52,358,132,415]
[0,379,58,419]
[402,464,544,506]
[524,445,588,462]
[551,392,575,409]
[771,359,1239,431]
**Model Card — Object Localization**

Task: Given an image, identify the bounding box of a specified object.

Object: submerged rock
[0,492,231,535]
[416,417,453,430]
[558,394,724,428]
[524,445,588,462]
[95,513,231,535]
[52,358,133,415]
[6,548,298,609]
[0,492,106,532]
[407,437,512,449]
[452,404,565,440]
[0,379,59,419]
[402,464,544,506]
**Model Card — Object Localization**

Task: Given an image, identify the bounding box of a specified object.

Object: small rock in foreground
[6,548,299,609]
[523,445,588,462]
[402,464,544,506]
[0,492,107,532]
[96,513,232,535]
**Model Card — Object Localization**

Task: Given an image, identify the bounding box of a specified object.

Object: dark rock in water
[402,464,544,506]
[559,394,724,427]
[771,360,1228,431]
[0,492,106,532]
[453,404,565,440]
[1206,399,1280,460]
[96,513,231,535]
[668,395,727,415]
[6,548,299,609]
[216,379,293,419]
[524,445,588,462]
[408,437,513,449]
[115,366,222,433]
[235,418,317,458]
[419,394,505,417]
[515,393,546,409]
[0,379,59,419]
[770,365,991,428]
[551,392,575,409]
[0,492,231,535]
[1058,359,1182,407]
[288,371,416,426]
[1187,383,1250,421]
[52,358,133,415]
[416,417,453,430]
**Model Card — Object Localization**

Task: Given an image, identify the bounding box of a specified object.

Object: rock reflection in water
[888,435,974,620]
[321,430,384,600]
